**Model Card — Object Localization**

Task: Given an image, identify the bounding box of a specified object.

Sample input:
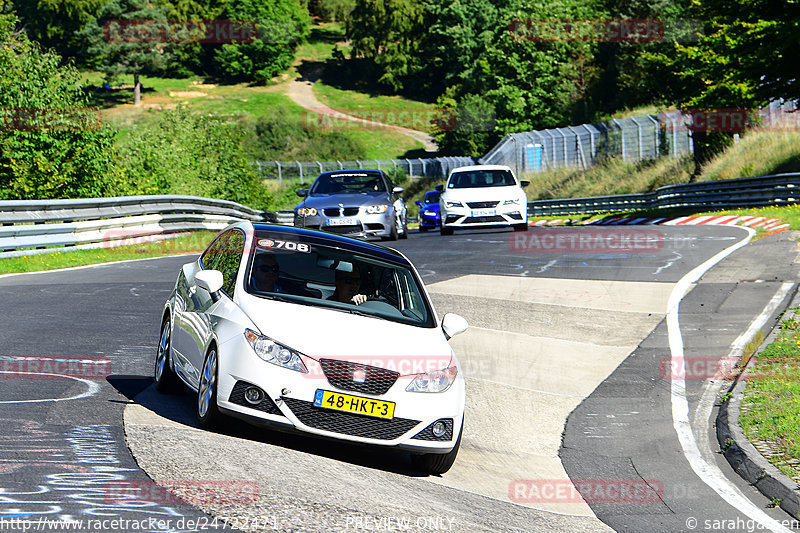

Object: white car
[155,222,468,474]
[437,165,529,235]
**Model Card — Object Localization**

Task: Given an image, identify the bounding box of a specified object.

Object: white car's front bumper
[441,203,526,228]
[215,334,465,454]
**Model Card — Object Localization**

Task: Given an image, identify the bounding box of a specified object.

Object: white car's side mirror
[442,313,468,340]
[195,270,224,302]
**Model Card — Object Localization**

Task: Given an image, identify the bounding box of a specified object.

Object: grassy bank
[739,310,800,484]
[0,232,217,275]
[522,130,800,202]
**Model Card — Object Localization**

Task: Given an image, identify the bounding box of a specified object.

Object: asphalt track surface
[0,225,798,532]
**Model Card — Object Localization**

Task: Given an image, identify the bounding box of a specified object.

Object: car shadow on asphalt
[111,377,433,478]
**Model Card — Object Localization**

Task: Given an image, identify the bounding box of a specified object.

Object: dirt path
[286,69,438,153]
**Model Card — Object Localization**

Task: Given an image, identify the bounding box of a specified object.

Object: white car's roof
[448,164,514,174]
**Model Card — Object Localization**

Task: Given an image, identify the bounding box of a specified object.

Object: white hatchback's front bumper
[215,334,465,454]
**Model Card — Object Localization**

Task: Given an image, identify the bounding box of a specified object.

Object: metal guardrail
[527,173,800,217]
[0,195,276,258]
[255,157,476,183]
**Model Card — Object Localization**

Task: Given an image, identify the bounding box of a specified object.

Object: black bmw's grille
[320,359,399,395]
[412,418,454,441]
[463,215,505,224]
[282,398,420,440]
[228,381,283,415]
[466,201,499,208]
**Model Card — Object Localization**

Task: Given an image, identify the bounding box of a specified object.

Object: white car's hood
[442,185,523,203]
[239,296,453,374]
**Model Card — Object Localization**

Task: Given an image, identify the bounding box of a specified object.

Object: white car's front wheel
[197,347,222,427]
[413,418,463,475]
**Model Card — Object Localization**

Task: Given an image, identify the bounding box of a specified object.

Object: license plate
[328,218,356,226]
[471,208,495,217]
[313,389,395,419]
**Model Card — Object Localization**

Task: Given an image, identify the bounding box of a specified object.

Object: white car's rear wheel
[154,318,181,393]
[197,347,221,427]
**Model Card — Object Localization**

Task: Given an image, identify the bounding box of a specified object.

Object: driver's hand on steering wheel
[351,294,368,305]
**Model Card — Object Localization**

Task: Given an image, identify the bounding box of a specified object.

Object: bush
[115,107,268,207]
[242,113,367,161]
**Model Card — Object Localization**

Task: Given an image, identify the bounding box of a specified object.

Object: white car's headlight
[297,207,317,217]
[406,366,458,393]
[366,204,389,214]
[503,199,520,205]
[244,329,307,373]
[445,201,463,208]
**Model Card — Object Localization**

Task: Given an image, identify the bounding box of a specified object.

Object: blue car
[416,190,441,231]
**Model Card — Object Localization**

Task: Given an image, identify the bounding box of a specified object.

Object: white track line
[0,371,100,403]
[667,225,793,533]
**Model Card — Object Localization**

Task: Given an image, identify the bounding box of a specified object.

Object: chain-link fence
[480,114,693,176]
[255,157,475,184]
[480,101,799,177]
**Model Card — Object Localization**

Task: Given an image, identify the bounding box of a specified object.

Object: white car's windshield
[448,169,516,188]
[245,235,434,327]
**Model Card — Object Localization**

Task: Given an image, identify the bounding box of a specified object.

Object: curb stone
[717,290,800,519]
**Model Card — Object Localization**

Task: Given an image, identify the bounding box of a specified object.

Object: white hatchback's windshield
[448,169,516,188]
[245,236,434,327]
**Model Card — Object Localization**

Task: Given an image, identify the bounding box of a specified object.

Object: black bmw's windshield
[245,234,435,327]
[309,172,387,196]
[448,169,516,188]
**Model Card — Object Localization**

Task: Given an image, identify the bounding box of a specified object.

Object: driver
[251,253,285,293]
[329,265,368,305]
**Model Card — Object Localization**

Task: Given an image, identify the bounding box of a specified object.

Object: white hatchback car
[437,165,529,235]
[155,222,468,474]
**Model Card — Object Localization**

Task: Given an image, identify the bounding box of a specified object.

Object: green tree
[9,0,105,57]
[79,0,174,105]
[346,0,425,91]
[212,0,310,83]
[0,14,119,199]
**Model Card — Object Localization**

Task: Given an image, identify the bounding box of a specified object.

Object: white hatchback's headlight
[297,207,317,217]
[366,204,389,214]
[406,366,458,393]
[445,201,463,208]
[503,198,520,205]
[244,329,307,373]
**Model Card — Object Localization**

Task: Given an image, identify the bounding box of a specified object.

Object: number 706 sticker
[257,239,310,252]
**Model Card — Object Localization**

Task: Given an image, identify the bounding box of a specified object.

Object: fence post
[317,161,323,174]
[613,119,626,162]
[406,159,412,178]
[582,125,596,160]
[630,117,643,161]
[296,160,303,182]
[337,160,343,170]
[377,160,381,171]
[569,126,587,170]
[356,160,362,169]
[646,115,659,159]
[420,159,426,179]
[392,159,397,173]
[276,161,282,185]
